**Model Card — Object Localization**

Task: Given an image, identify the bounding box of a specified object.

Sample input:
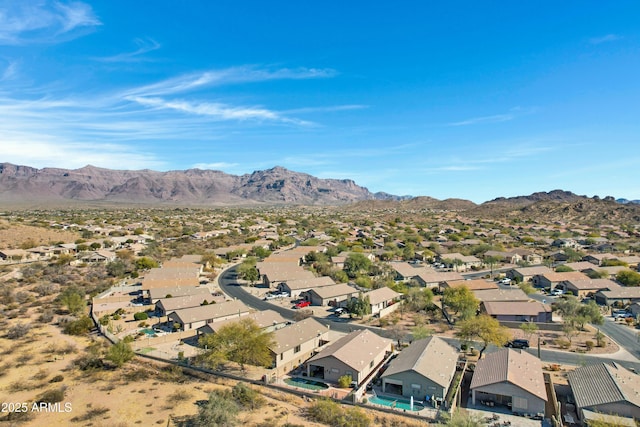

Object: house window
[280,354,283,361]
[411,384,421,390]
[294,345,301,353]
[331,368,340,374]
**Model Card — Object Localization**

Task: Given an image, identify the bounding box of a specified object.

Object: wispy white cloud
[283,104,367,114]
[425,165,481,172]
[448,113,514,127]
[0,130,165,170]
[589,34,622,44]
[126,96,313,125]
[0,59,18,80]
[93,37,161,63]
[0,1,101,45]
[122,66,337,97]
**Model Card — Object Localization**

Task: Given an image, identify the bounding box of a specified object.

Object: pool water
[141,328,156,336]
[368,395,425,411]
[284,377,329,391]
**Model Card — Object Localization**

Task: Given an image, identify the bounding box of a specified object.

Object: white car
[498,278,511,285]
[551,289,564,296]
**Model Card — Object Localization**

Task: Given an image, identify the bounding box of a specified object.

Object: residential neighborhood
[2,205,640,426]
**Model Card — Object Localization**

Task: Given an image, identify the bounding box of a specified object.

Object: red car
[295,300,311,309]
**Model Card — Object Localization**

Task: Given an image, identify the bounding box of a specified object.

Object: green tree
[63,315,93,335]
[405,287,434,312]
[457,314,511,359]
[616,270,640,286]
[554,264,574,272]
[344,253,372,278]
[237,258,260,285]
[443,286,479,320]
[346,294,372,319]
[106,341,134,367]
[135,256,159,270]
[587,269,609,279]
[58,288,86,315]
[199,318,274,371]
[338,374,352,388]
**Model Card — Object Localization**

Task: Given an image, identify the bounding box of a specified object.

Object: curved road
[219,267,640,372]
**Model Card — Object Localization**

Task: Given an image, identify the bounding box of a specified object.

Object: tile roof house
[147,285,211,303]
[595,287,640,306]
[481,301,552,323]
[470,348,547,415]
[197,309,288,336]
[473,288,530,303]
[440,279,498,292]
[277,276,336,298]
[568,363,640,421]
[269,317,330,376]
[306,329,393,385]
[536,271,590,290]
[562,278,620,298]
[305,283,359,307]
[156,293,213,316]
[507,266,553,284]
[381,336,458,401]
[167,299,250,331]
[364,286,401,317]
[416,271,464,288]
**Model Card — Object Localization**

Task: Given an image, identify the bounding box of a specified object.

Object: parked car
[295,300,311,309]
[550,288,564,296]
[505,339,530,349]
[498,278,511,285]
[264,293,278,300]
[612,309,632,319]
[334,307,345,316]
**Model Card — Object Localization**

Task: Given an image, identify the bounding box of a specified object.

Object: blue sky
[1,1,639,203]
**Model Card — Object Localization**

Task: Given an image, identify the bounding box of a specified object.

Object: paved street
[219,266,640,372]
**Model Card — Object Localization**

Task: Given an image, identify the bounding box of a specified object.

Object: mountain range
[0,163,409,206]
[0,163,635,214]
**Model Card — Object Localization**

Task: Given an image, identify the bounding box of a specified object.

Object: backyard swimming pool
[284,377,329,391]
[368,395,425,411]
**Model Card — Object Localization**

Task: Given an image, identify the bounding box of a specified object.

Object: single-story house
[79,250,117,264]
[568,362,640,421]
[416,271,464,289]
[472,288,530,303]
[365,286,401,317]
[381,336,458,401]
[582,266,630,279]
[147,286,211,304]
[277,276,335,298]
[628,302,640,317]
[564,261,601,272]
[507,266,553,284]
[306,329,393,385]
[470,348,547,415]
[156,293,212,316]
[510,249,543,265]
[481,301,552,323]
[484,250,522,265]
[595,287,640,306]
[562,279,620,298]
[440,279,498,292]
[268,317,330,376]
[141,266,201,290]
[583,253,618,266]
[437,253,482,272]
[256,261,315,287]
[305,283,359,307]
[197,309,288,336]
[536,271,589,290]
[390,262,433,282]
[167,300,250,331]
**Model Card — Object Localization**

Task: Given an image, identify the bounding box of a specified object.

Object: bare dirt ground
[0,220,79,249]
[0,306,429,427]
